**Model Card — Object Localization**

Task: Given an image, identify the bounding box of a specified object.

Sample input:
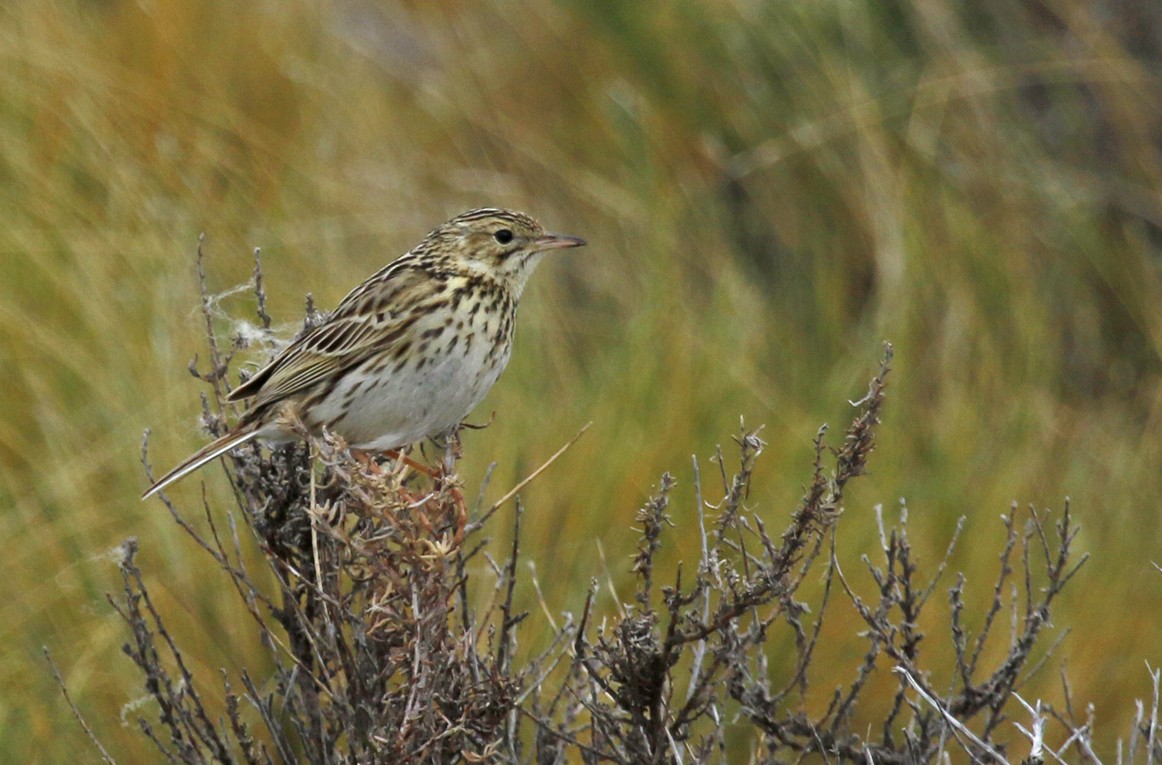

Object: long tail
[142,427,263,500]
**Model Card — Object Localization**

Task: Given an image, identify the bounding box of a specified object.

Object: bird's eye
[493,229,514,245]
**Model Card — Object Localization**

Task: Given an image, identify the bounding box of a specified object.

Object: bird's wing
[227,259,427,406]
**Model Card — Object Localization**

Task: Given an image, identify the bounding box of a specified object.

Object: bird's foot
[365,447,466,545]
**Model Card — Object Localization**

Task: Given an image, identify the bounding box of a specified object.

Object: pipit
[143,208,586,500]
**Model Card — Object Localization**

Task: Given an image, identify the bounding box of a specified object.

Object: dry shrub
[51,246,1158,765]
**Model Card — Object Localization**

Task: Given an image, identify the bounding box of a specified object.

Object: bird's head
[430,208,586,291]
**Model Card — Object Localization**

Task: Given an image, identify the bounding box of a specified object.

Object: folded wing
[227,260,426,406]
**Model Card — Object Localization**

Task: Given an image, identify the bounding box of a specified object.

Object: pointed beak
[532,233,587,252]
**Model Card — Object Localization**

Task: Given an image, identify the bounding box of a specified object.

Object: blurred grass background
[1,0,1160,760]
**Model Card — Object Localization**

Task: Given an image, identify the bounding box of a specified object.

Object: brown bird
[143,208,586,499]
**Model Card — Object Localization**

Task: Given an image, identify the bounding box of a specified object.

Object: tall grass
[1,1,1160,761]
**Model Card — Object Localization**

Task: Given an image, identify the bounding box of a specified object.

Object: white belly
[307,319,511,451]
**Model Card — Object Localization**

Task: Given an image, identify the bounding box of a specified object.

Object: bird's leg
[355,446,438,479]
[356,439,466,543]
[384,448,439,478]
[350,449,384,475]
[380,441,465,543]
[351,448,438,514]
